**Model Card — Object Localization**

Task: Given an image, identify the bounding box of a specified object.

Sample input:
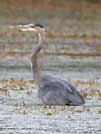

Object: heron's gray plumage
[39,75,85,105]
[18,24,85,106]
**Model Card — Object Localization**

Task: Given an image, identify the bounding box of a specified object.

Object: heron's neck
[31,32,47,84]
[31,54,41,84]
[39,31,47,45]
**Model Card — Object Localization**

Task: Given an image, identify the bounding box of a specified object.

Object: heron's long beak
[19,27,37,32]
[8,24,37,32]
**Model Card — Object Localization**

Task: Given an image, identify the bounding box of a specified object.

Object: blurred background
[0,1,101,133]
[0,0,100,84]
[0,0,101,80]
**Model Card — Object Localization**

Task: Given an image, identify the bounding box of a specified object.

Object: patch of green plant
[47,112,53,116]
[17,86,26,90]
[86,107,90,112]
[98,109,101,114]
[81,33,87,38]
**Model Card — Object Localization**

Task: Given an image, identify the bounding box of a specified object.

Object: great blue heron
[20,24,85,106]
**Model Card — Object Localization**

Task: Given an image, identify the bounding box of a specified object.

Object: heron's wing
[40,77,84,105]
[39,79,74,105]
[39,80,71,105]
[41,78,75,94]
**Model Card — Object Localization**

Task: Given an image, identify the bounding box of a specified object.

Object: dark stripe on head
[34,24,44,28]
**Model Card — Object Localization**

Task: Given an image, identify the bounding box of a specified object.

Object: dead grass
[0,79,100,100]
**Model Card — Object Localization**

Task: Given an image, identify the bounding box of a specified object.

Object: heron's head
[20,24,47,46]
[8,23,47,46]
[19,24,46,33]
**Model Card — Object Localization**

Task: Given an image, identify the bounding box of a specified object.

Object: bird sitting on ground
[19,24,85,106]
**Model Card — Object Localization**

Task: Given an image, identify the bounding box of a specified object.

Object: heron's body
[39,75,84,105]
[19,24,85,106]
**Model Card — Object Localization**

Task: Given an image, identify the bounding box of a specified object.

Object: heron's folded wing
[41,79,74,94]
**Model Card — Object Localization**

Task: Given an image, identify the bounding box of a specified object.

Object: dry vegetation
[0,79,101,100]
